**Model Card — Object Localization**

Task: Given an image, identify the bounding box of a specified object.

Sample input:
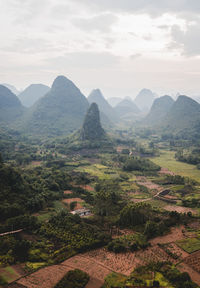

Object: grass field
[151,150,200,182]
[76,163,121,180]
[176,237,200,253]
[37,201,66,222]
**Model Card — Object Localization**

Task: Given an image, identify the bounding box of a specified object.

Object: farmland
[152,150,200,182]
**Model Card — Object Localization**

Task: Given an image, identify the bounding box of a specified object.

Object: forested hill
[21,75,89,137]
[0,85,24,123]
[143,95,174,125]
[160,95,200,137]
[18,84,50,107]
[80,102,106,141]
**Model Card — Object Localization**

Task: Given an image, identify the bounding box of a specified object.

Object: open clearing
[152,150,200,182]
[62,198,84,209]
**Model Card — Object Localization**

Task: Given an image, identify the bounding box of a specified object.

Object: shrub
[54,269,89,288]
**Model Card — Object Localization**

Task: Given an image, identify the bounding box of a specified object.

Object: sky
[0,0,200,99]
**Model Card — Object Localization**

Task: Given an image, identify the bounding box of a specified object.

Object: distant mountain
[143,95,174,125]
[80,103,106,141]
[107,97,123,107]
[18,84,50,107]
[114,97,140,121]
[88,89,118,123]
[23,76,89,136]
[193,96,200,104]
[2,83,20,95]
[0,85,24,123]
[160,95,200,134]
[134,89,155,111]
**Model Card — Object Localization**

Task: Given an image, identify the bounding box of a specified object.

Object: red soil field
[184,250,200,274]
[16,256,112,288]
[81,248,142,276]
[12,225,200,287]
[159,167,175,176]
[17,265,72,288]
[136,176,163,192]
[79,185,94,191]
[150,226,185,245]
[63,190,72,195]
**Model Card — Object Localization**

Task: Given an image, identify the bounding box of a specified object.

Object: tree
[144,221,158,239]
[70,201,77,211]
[13,240,30,261]
[94,182,122,217]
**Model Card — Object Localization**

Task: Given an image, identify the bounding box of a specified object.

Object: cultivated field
[152,150,200,182]
[10,224,200,287]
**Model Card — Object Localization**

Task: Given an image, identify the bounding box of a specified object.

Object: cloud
[4,37,54,54]
[46,52,121,69]
[71,0,200,17]
[170,22,200,56]
[130,53,142,60]
[72,13,118,33]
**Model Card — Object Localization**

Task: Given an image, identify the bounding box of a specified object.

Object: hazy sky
[0,0,200,98]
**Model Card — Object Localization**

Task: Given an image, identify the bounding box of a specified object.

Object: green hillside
[21,76,89,137]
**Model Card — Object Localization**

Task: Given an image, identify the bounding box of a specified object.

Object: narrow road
[0,229,23,237]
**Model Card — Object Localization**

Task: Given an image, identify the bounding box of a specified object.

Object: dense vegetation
[54,269,89,288]
[0,159,71,222]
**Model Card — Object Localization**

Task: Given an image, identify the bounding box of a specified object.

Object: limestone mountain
[0,85,24,123]
[160,95,200,134]
[114,97,140,121]
[2,83,20,95]
[134,89,155,112]
[18,84,50,107]
[143,95,174,126]
[23,75,89,136]
[80,103,106,141]
[107,97,123,107]
[88,89,118,123]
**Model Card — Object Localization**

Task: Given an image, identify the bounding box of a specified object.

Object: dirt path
[0,229,23,237]
[178,262,200,286]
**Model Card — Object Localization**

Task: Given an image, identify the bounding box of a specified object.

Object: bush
[107,239,126,253]
[123,157,160,172]
[54,269,89,288]
[70,201,77,211]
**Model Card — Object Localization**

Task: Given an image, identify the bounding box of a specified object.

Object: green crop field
[151,150,200,182]
[176,237,200,253]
